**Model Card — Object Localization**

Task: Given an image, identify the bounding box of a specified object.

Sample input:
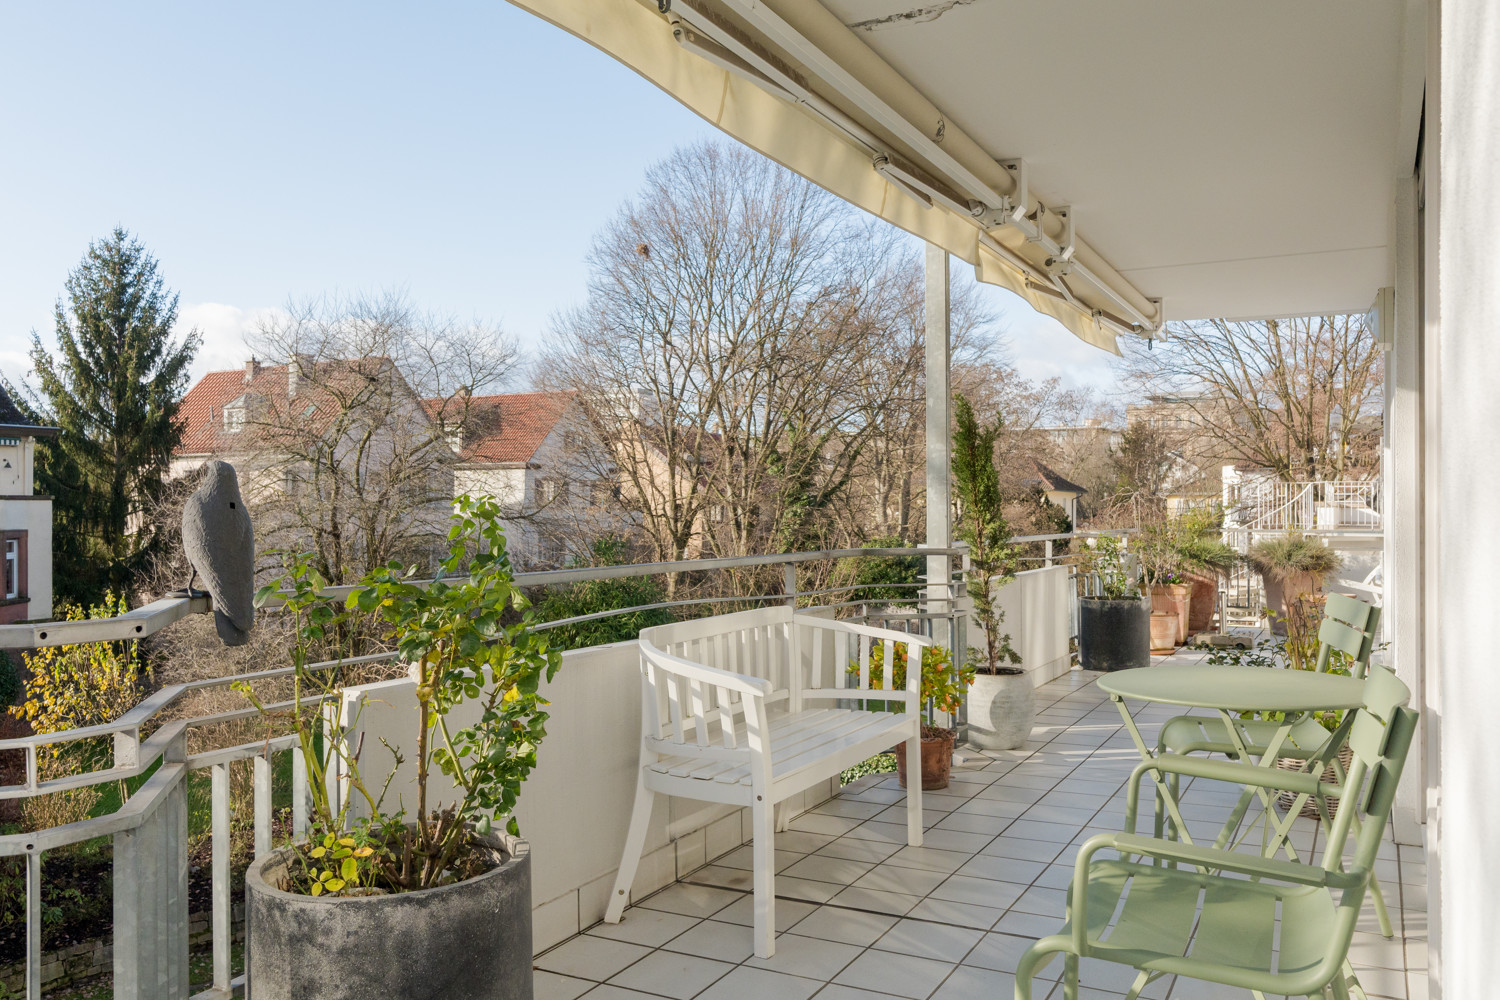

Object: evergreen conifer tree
[29,228,200,602]
[951,393,1021,673]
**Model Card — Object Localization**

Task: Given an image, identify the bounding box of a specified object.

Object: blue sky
[0,1,1121,397]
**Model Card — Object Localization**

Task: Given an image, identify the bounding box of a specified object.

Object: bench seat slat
[647,708,911,787]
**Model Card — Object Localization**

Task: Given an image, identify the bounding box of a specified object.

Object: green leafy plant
[951,395,1022,674]
[0,649,21,707]
[1077,536,1141,600]
[1246,531,1341,583]
[534,536,675,650]
[304,831,378,897]
[244,494,562,895]
[852,643,973,717]
[836,538,924,604]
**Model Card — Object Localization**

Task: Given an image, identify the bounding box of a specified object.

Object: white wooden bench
[603,607,931,958]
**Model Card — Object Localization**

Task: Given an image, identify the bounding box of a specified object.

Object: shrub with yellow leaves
[10,594,150,828]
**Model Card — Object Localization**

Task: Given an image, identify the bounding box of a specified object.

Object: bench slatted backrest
[640,608,796,746]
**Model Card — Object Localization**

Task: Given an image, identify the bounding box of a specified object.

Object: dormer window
[224,404,246,434]
[445,427,463,453]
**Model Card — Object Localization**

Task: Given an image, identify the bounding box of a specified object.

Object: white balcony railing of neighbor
[0,539,1074,1000]
[1224,478,1382,531]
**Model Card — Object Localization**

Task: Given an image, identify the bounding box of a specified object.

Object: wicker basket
[1275,745,1354,819]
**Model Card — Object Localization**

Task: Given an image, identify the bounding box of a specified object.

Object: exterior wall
[0,436,34,496]
[0,496,52,621]
[335,640,835,953]
[454,464,538,561]
[1435,2,1500,995]
[970,565,1073,688]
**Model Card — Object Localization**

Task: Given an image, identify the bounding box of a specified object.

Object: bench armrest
[639,640,774,698]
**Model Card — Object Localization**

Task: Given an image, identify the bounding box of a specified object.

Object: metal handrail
[0,537,1099,999]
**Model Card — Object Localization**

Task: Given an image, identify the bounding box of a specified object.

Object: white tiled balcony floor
[536,663,1428,1000]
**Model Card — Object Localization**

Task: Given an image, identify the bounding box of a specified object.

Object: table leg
[1111,694,1197,850]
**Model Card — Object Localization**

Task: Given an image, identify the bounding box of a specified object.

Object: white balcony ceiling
[824,0,1419,322]
[515,0,1422,339]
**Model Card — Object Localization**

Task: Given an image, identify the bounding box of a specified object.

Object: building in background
[429,390,626,568]
[0,385,58,623]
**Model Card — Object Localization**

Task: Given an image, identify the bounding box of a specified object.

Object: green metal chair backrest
[1320,664,1415,875]
[1311,593,1381,678]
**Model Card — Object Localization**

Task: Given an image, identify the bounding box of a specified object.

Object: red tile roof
[175,368,260,455]
[423,391,574,465]
[175,359,408,456]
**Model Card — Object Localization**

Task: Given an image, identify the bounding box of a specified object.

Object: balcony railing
[1224,478,1382,531]
[0,532,1124,999]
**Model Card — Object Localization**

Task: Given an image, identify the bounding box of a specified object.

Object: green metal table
[1097,664,1366,858]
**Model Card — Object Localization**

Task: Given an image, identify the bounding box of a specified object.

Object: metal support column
[924,243,959,731]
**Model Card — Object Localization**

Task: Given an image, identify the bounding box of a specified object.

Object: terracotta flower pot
[1151,584,1192,644]
[894,728,956,789]
[1262,571,1321,635]
[1185,571,1219,634]
[1149,610,1178,654]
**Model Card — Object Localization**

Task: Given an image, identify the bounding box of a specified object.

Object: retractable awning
[511,0,1163,354]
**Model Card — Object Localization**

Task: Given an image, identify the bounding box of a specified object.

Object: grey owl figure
[180,460,256,646]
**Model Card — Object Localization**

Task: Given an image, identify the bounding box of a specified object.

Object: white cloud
[989,290,1125,394]
[2,301,286,395]
[178,302,286,383]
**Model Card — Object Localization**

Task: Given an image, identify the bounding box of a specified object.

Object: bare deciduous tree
[548,143,941,583]
[1122,315,1384,481]
[242,291,520,583]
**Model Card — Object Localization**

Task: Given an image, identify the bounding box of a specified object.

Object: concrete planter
[1078,597,1151,672]
[246,832,532,1000]
[966,669,1035,750]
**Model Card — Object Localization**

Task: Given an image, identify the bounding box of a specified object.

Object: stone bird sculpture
[179,460,256,647]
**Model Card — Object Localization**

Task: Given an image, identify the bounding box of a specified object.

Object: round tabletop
[1096,664,1366,712]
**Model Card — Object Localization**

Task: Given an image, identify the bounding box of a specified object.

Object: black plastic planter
[1078,597,1151,672]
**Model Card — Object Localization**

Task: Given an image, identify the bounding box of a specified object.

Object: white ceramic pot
[966,669,1035,750]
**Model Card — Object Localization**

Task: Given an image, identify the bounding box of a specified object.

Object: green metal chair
[1151,593,1396,934]
[1156,594,1381,761]
[1016,665,1416,1000]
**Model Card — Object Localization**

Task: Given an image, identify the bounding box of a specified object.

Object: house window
[537,479,568,505]
[3,533,24,601]
[224,405,246,433]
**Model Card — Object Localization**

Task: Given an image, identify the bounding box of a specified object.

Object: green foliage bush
[837,538,923,603]
[1247,531,1341,581]
[0,650,20,707]
[534,537,676,650]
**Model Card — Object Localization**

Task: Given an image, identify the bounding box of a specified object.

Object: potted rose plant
[238,496,560,1000]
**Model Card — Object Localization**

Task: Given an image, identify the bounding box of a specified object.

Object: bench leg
[605,771,655,924]
[905,732,924,847]
[752,797,777,959]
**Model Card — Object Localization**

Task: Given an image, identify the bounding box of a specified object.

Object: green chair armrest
[1131,753,1342,799]
[1100,832,1365,888]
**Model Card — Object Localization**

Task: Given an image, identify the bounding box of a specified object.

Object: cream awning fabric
[510,0,1161,354]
